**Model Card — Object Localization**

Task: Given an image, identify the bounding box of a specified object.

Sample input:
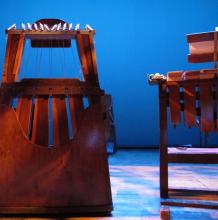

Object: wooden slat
[188,53,215,63]
[169,85,181,125]
[183,84,196,127]
[69,96,84,135]
[31,97,49,146]
[16,97,32,137]
[12,34,25,81]
[88,34,98,79]
[199,82,214,134]
[52,97,69,146]
[76,34,89,81]
[2,35,17,82]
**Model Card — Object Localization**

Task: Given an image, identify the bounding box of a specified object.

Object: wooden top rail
[187,31,216,43]
[0,78,104,97]
[6,30,96,40]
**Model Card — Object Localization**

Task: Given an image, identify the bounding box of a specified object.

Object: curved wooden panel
[184,84,196,127]
[69,96,84,134]
[52,97,69,146]
[0,104,112,213]
[169,85,181,125]
[16,97,32,137]
[31,97,49,146]
[199,82,214,134]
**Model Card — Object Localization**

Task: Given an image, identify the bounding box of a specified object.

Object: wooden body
[0,19,113,214]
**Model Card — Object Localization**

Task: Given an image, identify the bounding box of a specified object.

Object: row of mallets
[7,23,93,31]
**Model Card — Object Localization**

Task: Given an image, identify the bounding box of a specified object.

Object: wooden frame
[157,77,218,219]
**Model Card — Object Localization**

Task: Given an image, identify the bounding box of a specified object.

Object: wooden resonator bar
[165,80,218,135]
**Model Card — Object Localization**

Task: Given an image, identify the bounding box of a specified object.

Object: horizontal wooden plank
[6,30,96,40]
[168,147,218,163]
[188,53,215,63]
[187,31,215,43]
[0,78,104,97]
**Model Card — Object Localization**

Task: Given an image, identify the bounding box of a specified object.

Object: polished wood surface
[0,103,112,213]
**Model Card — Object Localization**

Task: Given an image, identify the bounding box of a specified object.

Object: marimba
[0,19,113,214]
[149,30,218,219]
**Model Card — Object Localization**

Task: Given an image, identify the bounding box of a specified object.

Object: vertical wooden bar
[52,97,69,146]
[216,83,218,132]
[16,97,32,137]
[159,83,168,198]
[169,84,181,125]
[69,96,84,134]
[76,34,98,83]
[2,34,25,83]
[32,97,49,146]
[12,35,25,81]
[183,84,197,127]
[76,34,90,81]
[200,82,214,134]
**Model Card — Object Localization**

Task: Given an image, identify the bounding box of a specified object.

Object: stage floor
[2,149,218,219]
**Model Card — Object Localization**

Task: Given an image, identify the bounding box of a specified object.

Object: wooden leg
[160,205,170,220]
[159,84,168,198]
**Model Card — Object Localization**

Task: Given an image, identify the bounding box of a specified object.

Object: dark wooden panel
[31,97,49,146]
[52,97,69,146]
[169,85,181,125]
[31,39,71,48]
[183,84,196,127]
[199,82,214,134]
[16,97,32,137]
[69,96,84,134]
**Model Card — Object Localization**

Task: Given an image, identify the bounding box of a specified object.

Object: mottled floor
[108,149,218,220]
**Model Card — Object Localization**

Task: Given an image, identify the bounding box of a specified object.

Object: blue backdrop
[0,0,218,146]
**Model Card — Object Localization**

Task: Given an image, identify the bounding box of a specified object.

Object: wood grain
[169,84,181,125]
[16,97,32,137]
[52,97,69,146]
[183,84,196,127]
[199,82,214,134]
[31,97,49,146]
